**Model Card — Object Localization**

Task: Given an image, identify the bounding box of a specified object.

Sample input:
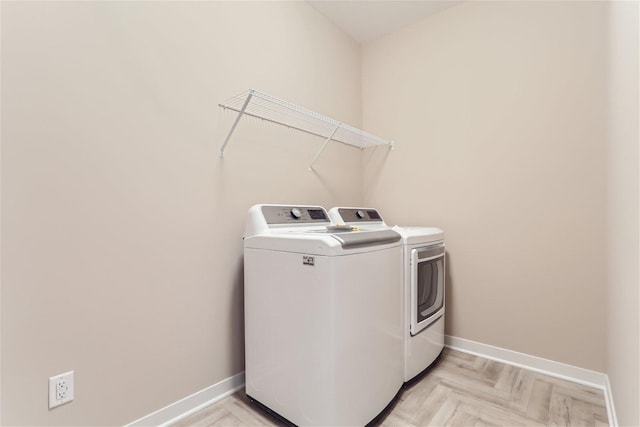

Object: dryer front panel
[410,243,445,336]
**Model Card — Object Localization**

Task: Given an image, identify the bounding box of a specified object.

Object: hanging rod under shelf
[218,89,394,169]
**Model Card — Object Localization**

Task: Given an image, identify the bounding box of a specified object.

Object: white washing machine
[243,204,404,426]
[328,207,445,383]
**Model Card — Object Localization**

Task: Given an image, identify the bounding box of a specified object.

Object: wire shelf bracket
[218,89,394,169]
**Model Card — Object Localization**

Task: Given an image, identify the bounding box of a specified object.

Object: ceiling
[306,1,462,44]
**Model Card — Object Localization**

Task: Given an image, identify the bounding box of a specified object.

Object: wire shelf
[218,89,394,169]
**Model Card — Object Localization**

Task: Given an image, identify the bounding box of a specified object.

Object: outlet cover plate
[49,371,74,409]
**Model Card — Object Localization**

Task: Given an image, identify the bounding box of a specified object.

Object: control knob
[356,210,366,219]
[290,208,302,219]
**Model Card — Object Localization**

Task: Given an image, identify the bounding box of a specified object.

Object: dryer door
[410,243,445,336]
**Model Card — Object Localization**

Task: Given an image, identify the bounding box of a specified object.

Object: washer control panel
[261,205,329,224]
[336,208,383,223]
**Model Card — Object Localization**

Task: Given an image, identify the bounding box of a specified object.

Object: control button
[356,210,366,219]
[290,208,302,219]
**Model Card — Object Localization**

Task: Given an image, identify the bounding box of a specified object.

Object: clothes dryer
[243,205,404,426]
[328,207,445,383]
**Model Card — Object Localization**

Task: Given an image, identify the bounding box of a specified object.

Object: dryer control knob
[290,208,302,219]
[356,210,366,219]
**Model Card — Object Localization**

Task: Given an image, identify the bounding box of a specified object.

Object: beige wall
[362,1,608,371]
[605,1,640,426]
[2,1,637,425]
[0,2,362,425]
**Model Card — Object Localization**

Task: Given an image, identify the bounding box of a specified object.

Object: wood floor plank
[525,378,553,423]
[509,369,536,413]
[227,399,274,426]
[377,409,419,427]
[549,387,573,426]
[170,349,609,427]
[172,403,229,427]
[448,407,479,426]
[394,374,439,417]
[494,364,519,392]
[424,395,459,426]
[405,382,452,426]
[445,389,545,427]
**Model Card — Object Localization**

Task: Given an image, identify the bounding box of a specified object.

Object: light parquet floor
[171,348,608,427]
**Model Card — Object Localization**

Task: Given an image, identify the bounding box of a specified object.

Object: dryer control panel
[333,208,384,224]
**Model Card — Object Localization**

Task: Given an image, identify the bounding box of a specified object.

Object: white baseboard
[445,335,617,426]
[125,371,245,427]
[445,335,606,388]
[603,375,619,427]
[125,337,618,427]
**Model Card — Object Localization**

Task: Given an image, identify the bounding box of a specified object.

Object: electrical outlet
[48,371,74,409]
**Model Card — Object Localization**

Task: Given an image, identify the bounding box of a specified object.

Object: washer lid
[244,229,401,255]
